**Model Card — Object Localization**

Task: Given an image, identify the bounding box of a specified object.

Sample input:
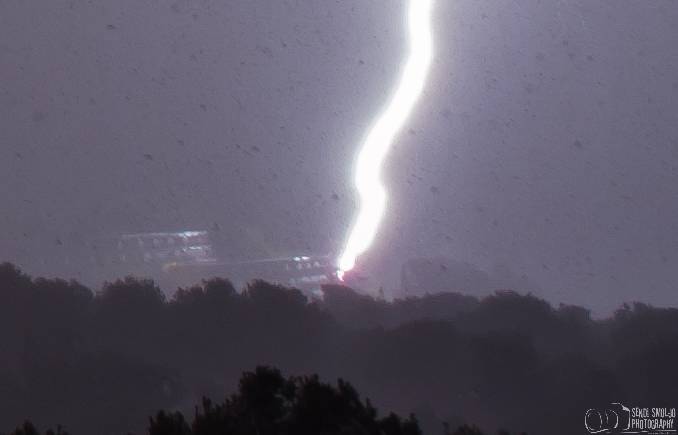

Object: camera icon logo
[585,403,631,433]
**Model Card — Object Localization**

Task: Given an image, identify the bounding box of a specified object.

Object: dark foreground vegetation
[0,262,676,435]
[3,366,527,435]
[5,366,424,435]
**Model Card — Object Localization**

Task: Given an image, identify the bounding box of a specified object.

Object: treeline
[0,262,677,435]
[4,366,424,435]
[2,367,527,435]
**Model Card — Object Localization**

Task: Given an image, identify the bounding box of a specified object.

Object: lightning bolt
[338,0,434,278]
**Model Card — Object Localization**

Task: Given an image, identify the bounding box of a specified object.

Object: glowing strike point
[337,0,434,276]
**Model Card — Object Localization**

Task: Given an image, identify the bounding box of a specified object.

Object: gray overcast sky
[1,0,677,313]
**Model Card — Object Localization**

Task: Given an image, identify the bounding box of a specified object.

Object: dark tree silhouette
[149,412,190,435]
[451,425,484,435]
[1,262,677,435]
[4,421,69,435]
[148,366,421,435]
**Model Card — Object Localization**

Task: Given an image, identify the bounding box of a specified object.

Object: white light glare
[338,0,434,275]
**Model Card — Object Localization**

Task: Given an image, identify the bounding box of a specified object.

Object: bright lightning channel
[337,0,434,279]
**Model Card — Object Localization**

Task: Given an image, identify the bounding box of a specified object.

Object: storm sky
[1,0,677,313]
